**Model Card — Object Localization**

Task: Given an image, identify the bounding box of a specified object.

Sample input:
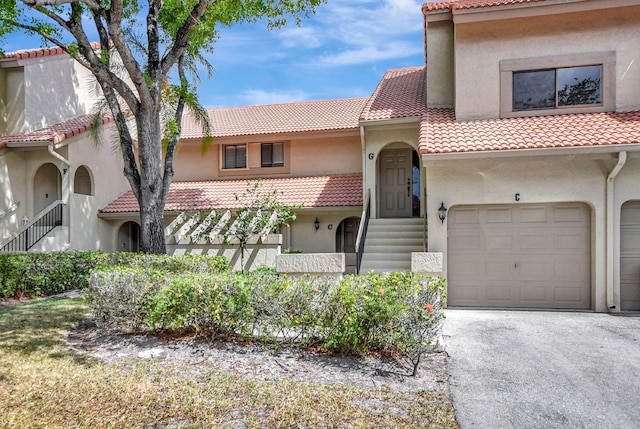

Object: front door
[379,148,412,218]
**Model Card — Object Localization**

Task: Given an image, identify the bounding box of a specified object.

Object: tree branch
[160,0,214,75]
[23,0,100,10]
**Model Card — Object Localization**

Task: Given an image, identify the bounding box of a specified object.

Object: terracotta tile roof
[0,114,113,148]
[420,109,640,155]
[3,42,102,61]
[360,67,427,121]
[101,174,363,213]
[423,0,549,13]
[180,98,368,139]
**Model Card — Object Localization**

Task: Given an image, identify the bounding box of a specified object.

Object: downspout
[606,151,627,310]
[48,142,70,170]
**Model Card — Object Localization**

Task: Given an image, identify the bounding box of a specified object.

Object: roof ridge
[203,97,370,113]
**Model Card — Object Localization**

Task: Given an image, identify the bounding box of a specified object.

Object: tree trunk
[139,196,166,254]
[135,107,169,254]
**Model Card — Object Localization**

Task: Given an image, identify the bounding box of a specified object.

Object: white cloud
[276,0,424,66]
[277,27,323,49]
[237,89,310,106]
[318,42,422,66]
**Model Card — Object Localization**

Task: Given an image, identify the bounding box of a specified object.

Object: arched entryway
[336,216,361,273]
[377,146,420,218]
[33,163,61,215]
[117,221,141,252]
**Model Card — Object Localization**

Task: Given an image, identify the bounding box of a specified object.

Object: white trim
[422,144,640,162]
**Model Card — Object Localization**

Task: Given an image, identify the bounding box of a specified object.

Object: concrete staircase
[359,218,425,273]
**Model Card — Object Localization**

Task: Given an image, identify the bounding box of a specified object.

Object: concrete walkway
[442,309,640,429]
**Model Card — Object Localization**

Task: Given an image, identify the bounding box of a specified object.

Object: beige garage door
[448,203,591,309]
[621,201,640,311]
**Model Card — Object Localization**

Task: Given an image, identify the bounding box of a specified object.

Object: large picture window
[261,142,284,167]
[500,52,614,118]
[513,65,602,111]
[224,144,246,169]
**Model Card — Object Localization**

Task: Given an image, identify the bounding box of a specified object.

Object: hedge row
[0,252,230,299]
[88,270,446,375]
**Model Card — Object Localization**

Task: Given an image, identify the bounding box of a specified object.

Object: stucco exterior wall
[0,149,27,240]
[453,6,640,120]
[288,135,361,176]
[173,133,361,181]
[425,154,640,312]
[0,67,25,136]
[289,211,361,254]
[20,55,97,132]
[426,20,454,109]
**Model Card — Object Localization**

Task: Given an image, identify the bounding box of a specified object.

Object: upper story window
[261,142,284,167]
[513,65,602,111]
[500,52,615,118]
[224,144,246,169]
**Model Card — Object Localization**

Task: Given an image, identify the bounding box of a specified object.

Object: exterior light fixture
[314,218,320,231]
[22,214,29,225]
[438,202,448,224]
[328,224,333,230]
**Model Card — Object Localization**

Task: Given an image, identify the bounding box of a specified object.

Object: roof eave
[4,140,53,148]
[421,143,640,161]
[424,9,453,23]
[452,0,633,24]
[360,116,423,127]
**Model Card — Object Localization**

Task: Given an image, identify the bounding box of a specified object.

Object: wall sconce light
[438,202,448,224]
[328,224,333,230]
[63,168,68,175]
[314,218,320,231]
[22,214,29,225]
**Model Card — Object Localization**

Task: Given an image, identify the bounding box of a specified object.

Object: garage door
[621,201,640,311]
[448,203,591,309]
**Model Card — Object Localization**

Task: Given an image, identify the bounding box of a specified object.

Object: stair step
[358,217,426,273]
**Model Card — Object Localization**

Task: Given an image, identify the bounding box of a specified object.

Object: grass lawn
[0,298,458,428]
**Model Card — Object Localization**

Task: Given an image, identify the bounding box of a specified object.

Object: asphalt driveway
[442,309,640,429]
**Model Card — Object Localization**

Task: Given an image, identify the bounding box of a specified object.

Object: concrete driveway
[442,309,640,429]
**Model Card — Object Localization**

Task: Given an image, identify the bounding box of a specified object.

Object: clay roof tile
[419,109,640,155]
[101,174,363,213]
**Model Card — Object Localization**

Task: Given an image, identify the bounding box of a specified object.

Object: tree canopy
[0,0,324,253]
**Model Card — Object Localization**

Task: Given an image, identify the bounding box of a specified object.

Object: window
[500,52,615,118]
[513,65,602,111]
[261,142,284,167]
[224,144,246,169]
[73,165,93,195]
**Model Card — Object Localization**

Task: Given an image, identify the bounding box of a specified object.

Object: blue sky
[3,0,426,108]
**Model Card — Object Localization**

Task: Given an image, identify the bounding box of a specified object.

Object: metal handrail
[0,202,65,253]
[355,189,371,274]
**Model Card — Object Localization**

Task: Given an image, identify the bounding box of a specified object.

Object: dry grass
[0,298,458,428]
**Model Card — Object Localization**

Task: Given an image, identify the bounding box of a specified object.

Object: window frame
[260,142,285,168]
[500,51,615,118]
[222,144,247,170]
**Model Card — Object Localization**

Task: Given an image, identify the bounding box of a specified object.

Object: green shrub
[0,252,230,300]
[88,267,167,330]
[87,269,446,375]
